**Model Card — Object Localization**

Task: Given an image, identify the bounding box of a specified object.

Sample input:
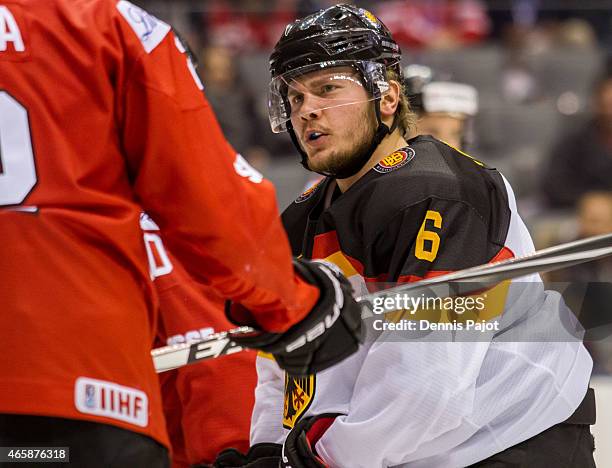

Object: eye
[321,84,337,94]
[289,94,303,106]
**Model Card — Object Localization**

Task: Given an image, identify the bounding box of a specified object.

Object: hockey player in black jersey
[214,4,596,468]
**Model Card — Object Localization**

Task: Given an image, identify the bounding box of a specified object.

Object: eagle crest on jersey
[283,374,315,429]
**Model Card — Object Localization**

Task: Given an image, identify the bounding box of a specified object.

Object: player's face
[288,67,377,175]
[417,113,466,150]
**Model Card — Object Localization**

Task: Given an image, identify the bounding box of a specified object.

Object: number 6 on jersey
[0,91,36,206]
[415,210,442,262]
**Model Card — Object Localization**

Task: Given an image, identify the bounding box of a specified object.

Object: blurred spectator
[547,192,612,375]
[500,58,541,103]
[497,15,550,104]
[494,3,599,104]
[541,73,612,208]
[486,0,612,48]
[557,18,598,49]
[200,45,272,167]
[404,64,478,150]
[577,191,612,242]
[374,0,490,50]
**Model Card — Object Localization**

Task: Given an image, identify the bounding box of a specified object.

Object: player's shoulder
[366,136,496,197]
[354,135,507,223]
[32,0,169,53]
[48,0,120,26]
[59,0,173,55]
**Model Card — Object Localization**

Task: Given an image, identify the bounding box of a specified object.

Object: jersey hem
[0,379,169,448]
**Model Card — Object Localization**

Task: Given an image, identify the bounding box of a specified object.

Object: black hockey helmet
[270,4,401,84]
[268,4,404,178]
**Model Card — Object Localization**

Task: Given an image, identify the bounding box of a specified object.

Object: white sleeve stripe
[173,36,204,90]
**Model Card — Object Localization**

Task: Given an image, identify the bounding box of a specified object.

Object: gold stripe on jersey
[323,251,360,278]
[257,351,275,360]
[441,139,485,167]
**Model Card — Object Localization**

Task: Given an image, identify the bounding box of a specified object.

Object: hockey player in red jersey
[215,5,596,468]
[140,213,256,467]
[0,1,362,466]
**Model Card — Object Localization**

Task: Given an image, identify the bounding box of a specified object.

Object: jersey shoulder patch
[116,1,170,53]
[373,147,415,174]
[295,178,324,203]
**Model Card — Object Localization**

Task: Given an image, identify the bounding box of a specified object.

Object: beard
[305,105,378,177]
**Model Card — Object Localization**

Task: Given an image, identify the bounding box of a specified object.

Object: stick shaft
[152,233,612,372]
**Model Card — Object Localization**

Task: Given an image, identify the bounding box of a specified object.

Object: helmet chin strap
[288,100,398,180]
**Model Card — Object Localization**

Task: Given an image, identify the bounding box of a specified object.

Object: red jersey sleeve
[116,8,317,332]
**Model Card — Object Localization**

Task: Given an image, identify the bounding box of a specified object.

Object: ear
[379,80,400,126]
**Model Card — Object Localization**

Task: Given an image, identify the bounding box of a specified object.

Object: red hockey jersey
[0,0,316,447]
[142,213,255,466]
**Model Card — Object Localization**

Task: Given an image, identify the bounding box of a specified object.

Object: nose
[298,93,322,121]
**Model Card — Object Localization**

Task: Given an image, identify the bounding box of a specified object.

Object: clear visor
[268,60,390,133]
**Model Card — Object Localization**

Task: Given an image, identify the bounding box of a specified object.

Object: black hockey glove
[212,443,281,468]
[226,258,363,375]
[280,414,341,468]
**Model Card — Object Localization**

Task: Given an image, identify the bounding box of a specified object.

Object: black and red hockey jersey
[282,135,515,284]
[251,136,592,467]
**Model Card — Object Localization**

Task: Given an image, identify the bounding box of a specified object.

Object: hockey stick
[152,233,612,372]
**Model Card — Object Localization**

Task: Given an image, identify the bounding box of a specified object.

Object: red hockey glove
[280,414,341,468]
[227,259,363,375]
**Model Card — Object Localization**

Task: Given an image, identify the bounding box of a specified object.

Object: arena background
[137,1,612,464]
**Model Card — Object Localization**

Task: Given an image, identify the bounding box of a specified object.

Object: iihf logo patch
[373,148,415,173]
[75,377,149,427]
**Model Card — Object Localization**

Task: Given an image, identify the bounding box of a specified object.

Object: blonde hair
[386,69,417,136]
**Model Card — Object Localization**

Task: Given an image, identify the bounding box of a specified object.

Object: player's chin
[306,150,333,172]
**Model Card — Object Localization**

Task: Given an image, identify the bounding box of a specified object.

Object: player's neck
[337,129,408,192]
